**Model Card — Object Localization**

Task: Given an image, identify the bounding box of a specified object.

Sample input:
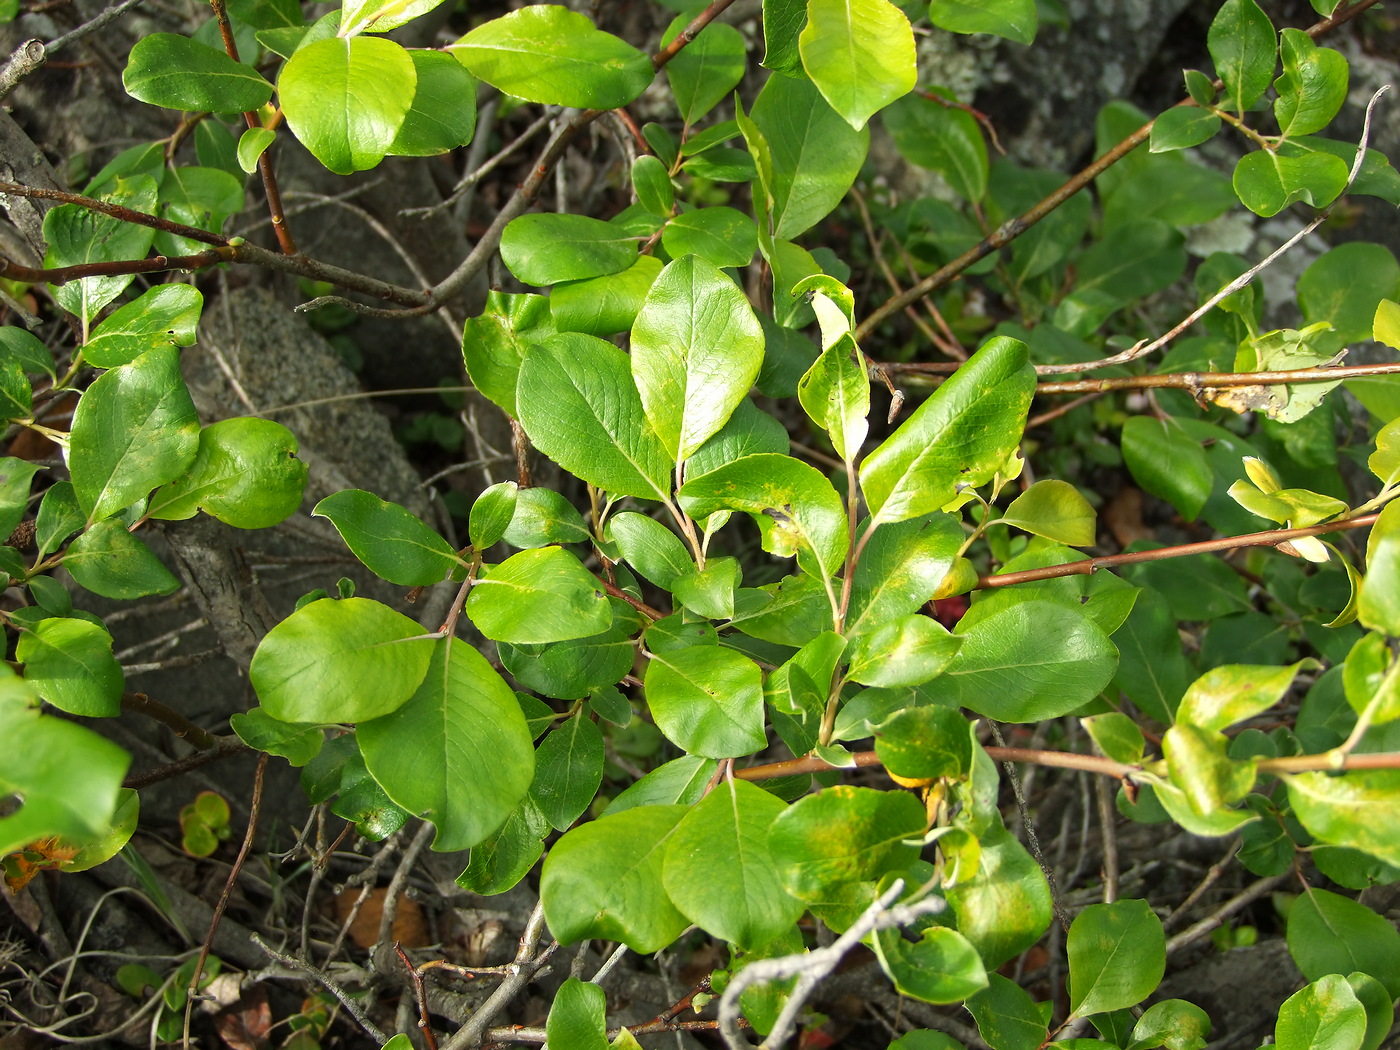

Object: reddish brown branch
[652,0,740,70]
[979,513,1378,588]
[121,691,217,750]
[0,181,226,245]
[1,247,233,285]
[123,735,250,789]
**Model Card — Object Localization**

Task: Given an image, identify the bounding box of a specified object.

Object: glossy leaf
[449,6,652,110]
[928,0,1036,44]
[661,207,757,269]
[663,15,745,125]
[605,755,716,814]
[148,417,306,529]
[228,709,323,766]
[69,346,200,522]
[860,336,1034,525]
[1274,975,1366,1050]
[456,797,548,895]
[462,291,554,419]
[249,597,435,723]
[797,334,868,465]
[1287,770,1400,869]
[1149,104,1221,152]
[1122,416,1213,522]
[551,255,663,337]
[874,924,988,1004]
[1287,888,1400,999]
[501,213,637,286]
[359,638,534,851]
[1274,28,1347,139]
[1233,149,1348,218]
[123,34,274,111]
[237,127,275,173]
[313,489,458,586]
[799,0,915,131]
[0,458,38,542]
[500,620,633,701]
[44,177,157,327]
[848,614,961,688]
[846,514,962,636]
[1359,500,1400,636]
[387,50,477,157]
[946,822,1053,968]
[1177,662,1307,733]
[875,705,972,781]
[529,713,604,832]
[631,255,764,462]
[84,284,202,368]
[1207,0,1275,113]
[1127,999,1210,1050]
[540,804,689,952]
[606,512,692,589]
[545,978,608,1050]
[502,488,591,549]
[644,644,765,758]
[518,334,672,500]
[999,480,1095,547]
[466,546,611,644]
[469,482,517,552]
[662,778,802,948]
[1067,899,1165,1017]
[966,973,1049,1050]
[16,618,124,717]
[64,519,180,599]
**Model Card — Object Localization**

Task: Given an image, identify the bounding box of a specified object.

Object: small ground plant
[2,0,1400,1047]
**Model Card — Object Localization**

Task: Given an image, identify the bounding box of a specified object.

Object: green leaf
[237,127,275,174]
[875,705,972,780]
[1274,975,1366,1050]
[946,821,1053,968]
[500,619,634,700]
[84,284,203,368]
[448,6,653,110]
[751,73,869,240]
[228,708,323,766]
[874,924,989,1004]
[768,785,926,900]
[1345,973,1394,1050]
[605,755,716,814]
[966,973,1049,1050]
[1274,29,1348,139]
[123,33,274,111]
[540,804,689,952]
[1359,500,1400,636]
[312,489,458,586]
[944,599,1118,723]
[1233,149,1349,218]
[1177,661,1307,733]
[462,291,554,419]
[278,36,415,174]
[0,694,130,856]
[761,0,805,75]
[456,797,547,894]
[846,514,963,637]
[69,346,200,522]
[1149,104,1221,152]
[1082,712,1145,765]
[1287,770,1400,869]
[631,256,764,463]
[1300,243,1400,345]
[469,481,517,551]
[1369,416,1400,487]
[672,557,739,619]
[249,597,435,723]
[529,712,604,832]
[501,213,638,286]
[678,453,848,579]
[359,637,535,851]
[518,334,672,500]
[1067,899,1165,1017]
[631,154,673,216]
[999,480,1095,547]
[661,207,757,269]
[387,49,477,157]
[1121,416,1213,522]
[552,255,663,337]
[1207,0,1275,113]
[503,488,591,549]
[1287,888,1400,999]
[467,546,611,644]
[860,336,1034,525]
[848,615,961,688]
[606,512,692,589]
[928,0,1036,45]
[883,90,989,202]
[17,618,124,717]
[663,15,745,125]
[35,482,83,560]
[64,519,180,599]
[340,0,445,36]
[1127,999,1210,1050]
[0,457,39,542]
[799,0,915,131]
[643,644,765,758]
[545,978,608,1050]
[44,177,158,328]
[662,778,803,948]
[0,326,55,379]
[153,166,244,255]
[798,334,868,465]
[148,417,307,529]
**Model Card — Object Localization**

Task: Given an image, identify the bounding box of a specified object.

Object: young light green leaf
[466,546,611,644]
[1359,500,1400,636]
[860,336,1034,525]
[69,346,200,522]
[678,453,848,579]
[1081,712,1145,766]
[928,0,1036,45]
[448,6,653,110]
[64,519,180,599]
[545,978,608,1050]
[797,334,868,464]
[1067,899,1165,1017]
[799,0,915,131]
[631,255,764,463]
[1287,888,1400,999]
[540,804,689,952]
[529,712,604,832]
[387,49,477,157]
[501,213,638,286]
[340,0,445,36]
[662,778,803,948]
[469,481,517,551]
[999,480,1096,547]
[1177,661,1308,733]
[313,489,458,586]
[644,644,765,758]
[359,637,535,851]
[1286,770,1400,869]
[16,618,124,717]
[84,284,203,368]
[517,334,672,500]
[123,34,274,112]
[249,597,435,723]
[148,417,307,529]
[606,512,692,590]
[1208,0,1276,114]
[278,36,416,174]
[237,127,275,174]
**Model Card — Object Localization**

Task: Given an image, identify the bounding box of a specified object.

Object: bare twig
[1165,874,1290,955]
[402,109,558,220]
[122,735,250,789]
[252,934,388,1042]
[120,691,217,750]
[396,943,440,1050]
[440,902,556,1050]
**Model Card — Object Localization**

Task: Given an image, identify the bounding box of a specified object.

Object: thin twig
[990,722,1069,932]
[402,109,558,219]
[1164,838,1240,931]
[120,691,217,750]
[1164,874,1289,955]
[122,735,250,789]
[440,902,555,1050]
[396,943,439,1050]
[252,934,388,1043]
